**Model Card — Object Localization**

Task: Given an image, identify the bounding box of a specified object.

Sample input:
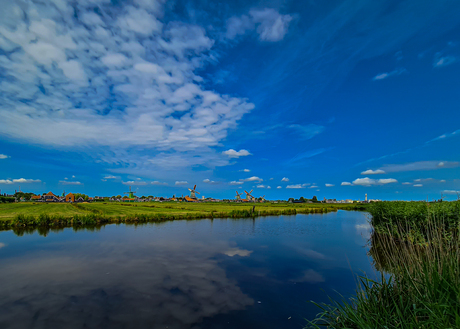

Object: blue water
[0,211,373,329]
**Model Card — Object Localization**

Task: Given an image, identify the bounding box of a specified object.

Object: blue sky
[0,0,459,200]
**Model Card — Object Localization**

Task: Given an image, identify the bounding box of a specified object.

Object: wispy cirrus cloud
[372,68,406,81]
[229,181,244,185]
[433,55,457,68]
[380,161,459,173]
[288,124,325,140]
[175,181,188,186]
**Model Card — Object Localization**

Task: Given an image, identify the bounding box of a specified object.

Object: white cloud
[122,180,147,186]
[175,181,188,185]
[372,68,406,80]
[229,181,244,185]
[104,175,118,179]
[59,180,83,185]
[0,2,255,177]
[281,177,289,182]
[286,184,305,189]
[361,169,385,175]
[325,183,334,187]
[256,184,266,188]
[203,179,219,184]
[341,182,352,186]
[0,178,41,184]
[240,169,251,172]
[413,184,423,187]
[434,55,457,68]
[0,243,5,249]
[223,248,253,257]
[151,181,167,185]
[0,154,10,159]
[443,190,460,194]
[226,8,293,42]
[309,185,318,189]
[352,177,398,186]
[250,8,293,42]
[240,176,263,182]
[380,161,459,173]
[402,182,412,185]
[222,149,252,158]
[440,180,446,183]
[276,186,282,189]
[379,178,398,184]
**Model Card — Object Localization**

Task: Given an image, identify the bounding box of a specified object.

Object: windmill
[244,190,254,202]
[235,191,244,201]
[259,195,266,202]
[188,185,200,199]
[124,186,136,199]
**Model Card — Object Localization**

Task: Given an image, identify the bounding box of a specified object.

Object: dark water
[0,211,373,329]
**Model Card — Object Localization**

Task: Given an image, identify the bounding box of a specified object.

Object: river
[0,211,373,329]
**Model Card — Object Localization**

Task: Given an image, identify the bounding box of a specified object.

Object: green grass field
[0,201,368,230]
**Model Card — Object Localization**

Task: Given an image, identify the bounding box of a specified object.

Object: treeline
[0,196,15,203]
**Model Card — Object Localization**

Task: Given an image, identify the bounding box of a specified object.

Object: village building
[65,193,75,202]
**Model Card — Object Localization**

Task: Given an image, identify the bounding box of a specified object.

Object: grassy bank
[307,201,460,328]
[0,202,368,231]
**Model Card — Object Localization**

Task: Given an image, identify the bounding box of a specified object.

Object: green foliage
[307,201,460,329]
[0,196,15,203]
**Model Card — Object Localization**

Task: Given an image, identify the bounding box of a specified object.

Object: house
[65,193,75,202]
[44,192,60,202]
[31,195,43,201]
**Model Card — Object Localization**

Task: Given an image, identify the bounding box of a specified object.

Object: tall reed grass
[307,202,460,328]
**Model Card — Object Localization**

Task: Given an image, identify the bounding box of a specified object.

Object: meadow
[0,201,368,230]
[307,200,460,328]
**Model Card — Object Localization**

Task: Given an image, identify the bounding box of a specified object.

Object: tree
[312,195,318,203]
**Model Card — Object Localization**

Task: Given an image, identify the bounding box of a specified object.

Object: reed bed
[307,201,460,328]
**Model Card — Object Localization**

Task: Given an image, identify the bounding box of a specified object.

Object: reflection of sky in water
[0,211,372,329]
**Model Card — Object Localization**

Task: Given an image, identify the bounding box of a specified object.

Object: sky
[0,0,460,201]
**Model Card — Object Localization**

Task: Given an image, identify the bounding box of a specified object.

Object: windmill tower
[235,191,243,201]
[188,185,200,199]
[365,193,368,202]
[259,195,266,202]
[244,190,254,201]
[124,186,136,199]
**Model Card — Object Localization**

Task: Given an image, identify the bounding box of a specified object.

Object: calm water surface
[0,211,374,329]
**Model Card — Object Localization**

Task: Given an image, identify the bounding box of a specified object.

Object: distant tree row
[288,196,319,203]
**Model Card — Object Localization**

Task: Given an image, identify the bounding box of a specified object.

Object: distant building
[44,192,60,202]
[65,193,75,202]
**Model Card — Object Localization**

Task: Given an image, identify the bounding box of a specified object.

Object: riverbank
[307,200,460,328]
[0,202,369,230]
